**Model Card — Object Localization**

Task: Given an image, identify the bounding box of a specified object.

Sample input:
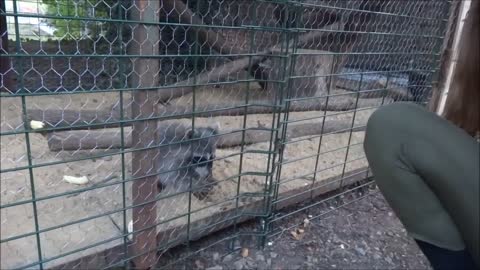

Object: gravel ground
[155,187,432,270]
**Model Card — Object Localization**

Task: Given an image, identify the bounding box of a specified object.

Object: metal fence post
[129,0,160,268]
[0,0,13,92]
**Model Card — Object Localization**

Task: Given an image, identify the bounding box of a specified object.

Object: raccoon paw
[193,190,209,200]
[193,186,213,200]
[157,181,165,193]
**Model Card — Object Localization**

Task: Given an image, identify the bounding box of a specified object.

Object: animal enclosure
[1,0,456,269]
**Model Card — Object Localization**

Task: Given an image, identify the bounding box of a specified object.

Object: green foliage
[41,0,115,39]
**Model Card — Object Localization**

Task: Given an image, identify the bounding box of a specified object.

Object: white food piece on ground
[128,220,133,240]
[63,175,89,185]
[30,120,45,130]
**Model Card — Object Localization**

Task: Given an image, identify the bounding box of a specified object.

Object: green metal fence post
[0,0,13,92]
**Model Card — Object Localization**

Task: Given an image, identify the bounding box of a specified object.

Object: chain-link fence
[1,0,456,269]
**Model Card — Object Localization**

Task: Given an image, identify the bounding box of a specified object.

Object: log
[159,0,379,101]
[27,97,387,130]
[260,0,384,91]
[46,121,366,151]
[163,0,267,85]
[336,77,411,100]
[163,0,347,89]
[157,55,265,102]
[163,0,244,56]
[156,22,342,102]
[165,0,351,56]
[274,2,341,30]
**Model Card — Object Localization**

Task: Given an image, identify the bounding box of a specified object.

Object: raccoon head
[186,126,219,179]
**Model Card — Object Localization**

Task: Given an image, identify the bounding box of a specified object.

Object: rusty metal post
[128,1,160,269]
[1,0,13,92]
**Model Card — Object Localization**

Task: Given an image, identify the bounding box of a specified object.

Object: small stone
[233,259,245,270]
[304,262,314,268]
[355,247,366,256]
[303,218,310,227]
[270,252,278,258]
[257,261,268,270]
[104,156,113,161]
[241,248,249,258]
[234,239,241,249]
[206,266,222,270]
[194,259,205,269]
[266,258,272,266]
[223,254,234,262]
[255,254,265,261]
[212,252,220,261]
[245,258,257,268]
[373,253,381,260]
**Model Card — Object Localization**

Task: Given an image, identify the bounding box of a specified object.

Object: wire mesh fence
[1,0,456,269]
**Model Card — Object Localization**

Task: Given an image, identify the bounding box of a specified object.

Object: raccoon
[155,123,219,200]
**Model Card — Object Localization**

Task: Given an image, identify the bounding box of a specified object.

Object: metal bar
[265,0,298,246]
[309,43,340,201]
[339,63,367,187]
[116,0,129,268]
[230,2,256,251]
[0,0,13,92]
[0,67,433,98]
[0,10,447,31]
[289,1,447,22]
[11,0,43,268]
[0,51,441,59]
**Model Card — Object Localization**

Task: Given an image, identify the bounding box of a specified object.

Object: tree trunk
[27,96,387,130]
[46,120,366,151]
[156,23,342,102]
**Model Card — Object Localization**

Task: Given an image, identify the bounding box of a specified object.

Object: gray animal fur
[155,123,219,200]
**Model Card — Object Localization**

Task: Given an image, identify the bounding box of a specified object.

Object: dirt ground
[156,190,431,270]
[1,41,393,269]
[0,89,374,268]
